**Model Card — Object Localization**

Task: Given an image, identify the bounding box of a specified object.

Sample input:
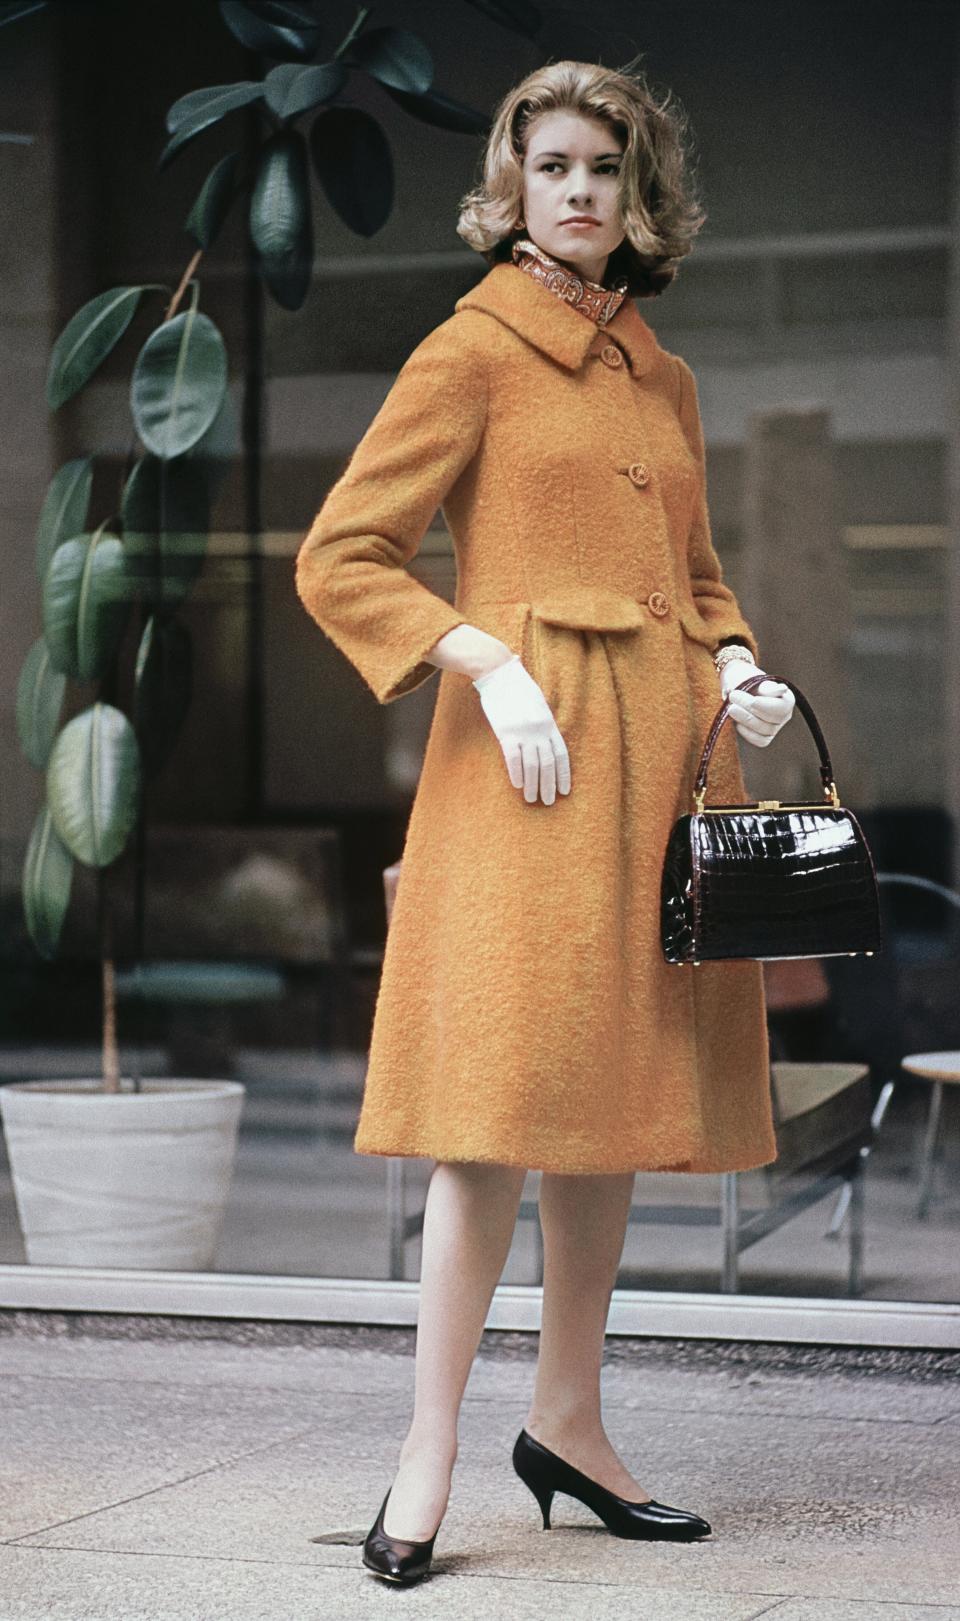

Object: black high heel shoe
[512,1428,711,1541]
[361,1486,442,1584]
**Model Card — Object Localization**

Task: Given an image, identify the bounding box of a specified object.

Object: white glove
[472,653,571,805]
[719,654,796,748]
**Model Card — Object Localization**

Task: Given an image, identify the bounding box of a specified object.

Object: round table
[115,961,285,1076]
[900,1051,960,1219]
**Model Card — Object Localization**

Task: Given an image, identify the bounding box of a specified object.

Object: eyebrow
[534,150,622,159]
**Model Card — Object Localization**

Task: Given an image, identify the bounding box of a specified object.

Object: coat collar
[454,260,661,377]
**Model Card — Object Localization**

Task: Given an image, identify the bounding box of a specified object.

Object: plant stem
[334,5,370,59]
[100,879,120,1094]
[163,248,203,324]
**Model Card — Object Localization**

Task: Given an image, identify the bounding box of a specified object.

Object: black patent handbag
[660,673,883,965]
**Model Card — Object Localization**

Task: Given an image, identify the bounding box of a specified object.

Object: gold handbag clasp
[692,783,842,815]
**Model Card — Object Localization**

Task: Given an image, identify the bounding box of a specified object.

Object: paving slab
[762,1606,960,1621]
[0,1547,799,1621]
[0,1372,313,1541]
[1,1316,958,1618]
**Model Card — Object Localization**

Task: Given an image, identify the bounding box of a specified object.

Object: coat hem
[352,1136,779,1177]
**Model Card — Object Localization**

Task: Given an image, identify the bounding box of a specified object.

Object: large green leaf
[16,638,66,768]
[218,1,321,60]
[382,84,491,135]
[185,151,241,250]
[0,3,49,30]
[35,456,93,582]
[130,309,228,459]
[166,79,264,133]
[250,130,313,309]
[22,802,74,961]
[42,524,131,681]
[381,83,486,134]
[46,703,141,868]
[159,82,264,172]
[157,122,207,172]
[46,287,147,410]
[343,26,432,94]
[263,61,346,121]
[121,454,209,610]
[310,107,393,238]
[133,615,193,776]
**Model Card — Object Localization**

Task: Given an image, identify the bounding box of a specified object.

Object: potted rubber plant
[0,0,497,1268]
[0,270,247,1268]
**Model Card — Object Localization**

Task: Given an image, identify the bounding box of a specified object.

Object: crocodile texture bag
[661,674,883,965]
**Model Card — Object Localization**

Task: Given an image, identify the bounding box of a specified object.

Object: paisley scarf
[511,235,629,328]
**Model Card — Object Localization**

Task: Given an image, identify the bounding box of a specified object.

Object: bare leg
[382,1158,527,1539]
[524,1170,653,1501]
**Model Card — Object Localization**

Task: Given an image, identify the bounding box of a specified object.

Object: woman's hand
[472,653,571,805]
[719,657,796,748]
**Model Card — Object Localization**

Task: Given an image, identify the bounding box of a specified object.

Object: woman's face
[520,109,626,284]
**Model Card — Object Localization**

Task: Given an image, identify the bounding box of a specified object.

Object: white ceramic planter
[0,1078,245,1269]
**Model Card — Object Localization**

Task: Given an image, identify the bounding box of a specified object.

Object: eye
[539,161,621,174]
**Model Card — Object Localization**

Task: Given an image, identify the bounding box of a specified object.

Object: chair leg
[832,1079,896,1239]
[533,1197,544,1285]
[917,1081,944,1221]
[721,1172,740,1292]
[826,1180,852,1237]
[387,1156,407,1281]
[847,1156,865,1296]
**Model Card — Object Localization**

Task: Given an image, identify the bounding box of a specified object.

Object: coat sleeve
[294,319,487,704]
[673,354,761,667]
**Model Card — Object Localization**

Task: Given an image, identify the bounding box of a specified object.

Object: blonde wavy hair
[456,56,706,298]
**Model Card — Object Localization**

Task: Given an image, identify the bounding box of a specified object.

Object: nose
[566,164,594,208]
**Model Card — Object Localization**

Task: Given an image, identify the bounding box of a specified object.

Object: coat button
[647,591,670,616]
[628,461,650,486]
[600,344,623,368]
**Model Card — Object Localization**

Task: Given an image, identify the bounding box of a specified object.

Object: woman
[295,58,795,1585]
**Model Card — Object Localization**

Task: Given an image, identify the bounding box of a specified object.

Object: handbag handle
[692,673,839,813]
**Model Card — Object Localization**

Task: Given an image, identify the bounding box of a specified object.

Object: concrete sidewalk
[1,1314,958,1620]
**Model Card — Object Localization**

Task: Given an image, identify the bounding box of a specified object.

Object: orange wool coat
[295,260,777,1175]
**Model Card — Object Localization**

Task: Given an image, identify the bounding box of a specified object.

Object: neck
[551,246,608,283]
[511,237,629,328]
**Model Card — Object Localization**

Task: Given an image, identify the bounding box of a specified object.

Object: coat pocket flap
[531,587,646,632]
[675,600,718,647]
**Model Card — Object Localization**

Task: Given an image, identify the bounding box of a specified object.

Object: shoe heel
[512,1433,555,1529]
[529,1479,554,1529]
